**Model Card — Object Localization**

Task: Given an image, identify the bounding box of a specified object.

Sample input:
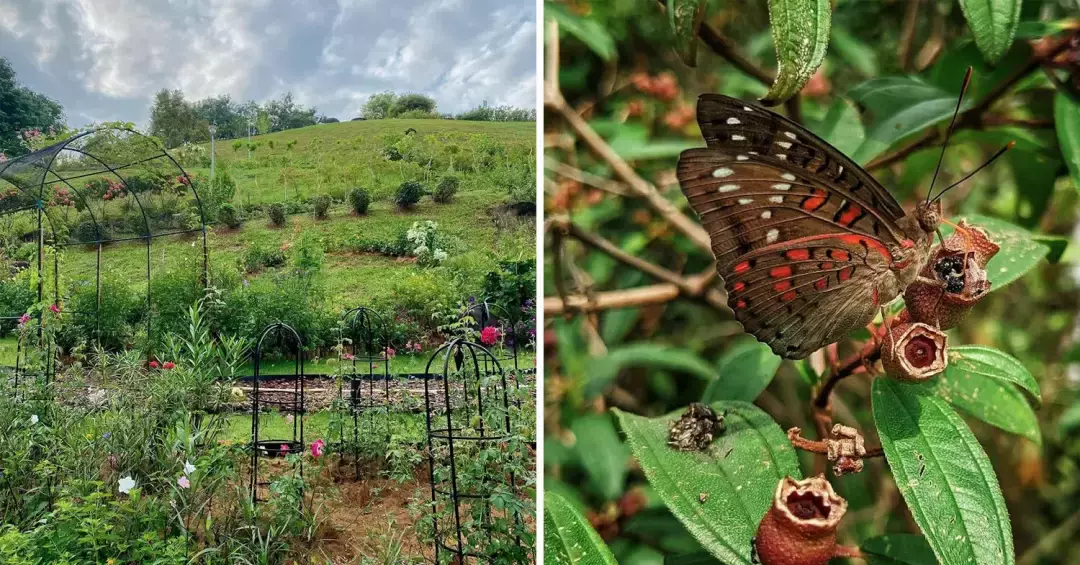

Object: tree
[149,89,203,148]
[0,57,65,158]
[390,93,437,117]
[361,91,397,119]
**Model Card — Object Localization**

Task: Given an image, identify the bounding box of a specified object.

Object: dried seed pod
[753,475,848,565]
[668,402,725,451]
[880,322,948,382]
[904,221,999,329]
[828,424,866,476]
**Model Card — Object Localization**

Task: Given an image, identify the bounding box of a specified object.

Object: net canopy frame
[0,127,209,361]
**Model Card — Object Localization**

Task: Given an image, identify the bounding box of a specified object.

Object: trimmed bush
[268,202,286,227]
[433,176,459,204]
[394,181,424,209]
[217,203,241,229]
[243,242,286,273]
[348,188,371,215]
[312,195,331,220]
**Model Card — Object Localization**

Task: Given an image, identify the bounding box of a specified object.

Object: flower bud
[880,322,948,382]
[904,221,998,329]
[753,475,847,565]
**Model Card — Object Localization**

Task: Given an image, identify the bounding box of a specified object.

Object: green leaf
[702,339,782,402]
[762,0,832,105]
[831,26,878,76]
[814,97,865,156]
[873,379,1015,565]
[916,346,1041,444]
[1055,91,1080,193]
[545,492,619,565]
[863,534,938,565]
[586,344,717,396]
[669,0,707,67]
[614,402,800,565]
[572,414,630,501]
[1031,234,1068,264]
[849,77,970,164]
[547,2,616,61]
[946,214,1050,289]
[1015,20,1078,39]
[1007,149,1059,228]
[959,0,1023,64]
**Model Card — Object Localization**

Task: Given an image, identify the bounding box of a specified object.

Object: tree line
[0,57,65,159]
[360,91,536,121]
[148,90,330,148]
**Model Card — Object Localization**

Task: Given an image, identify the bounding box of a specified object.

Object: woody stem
[814,348,881,411]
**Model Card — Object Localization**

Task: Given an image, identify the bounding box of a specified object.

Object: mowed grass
[55,119,536,306]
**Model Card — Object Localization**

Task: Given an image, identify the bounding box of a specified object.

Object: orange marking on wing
[820,261,834,270]
[872,287,879,306]
[802,189,827,211]
[901,239,915,249]
[734,261,751,275]
[774,280,792,292]
[839,266,854,282]
[781,290,798,302]
[785,249,810,261]
[769,266,792,278]
[838,204,862,226]
[815,278,828,291]
[735,299,747,309]
[838,234,891,262]
[732,281,746,293]
[831,250,850,262]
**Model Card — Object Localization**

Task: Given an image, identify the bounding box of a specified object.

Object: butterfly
[677,94,944,359]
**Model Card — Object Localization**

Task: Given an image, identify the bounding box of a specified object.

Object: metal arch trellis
[336,306,392,479]
[0,127,210,367]
[423,338,521,563]
[460,299,530,398]
[249,322,306,506]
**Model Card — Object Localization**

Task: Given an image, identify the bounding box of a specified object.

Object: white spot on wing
[727,117,741,125]
[766,229,779,243]
[777,141,792,149]
[769,195,784,203]
[736,155,749,161]
[838,165,844,175]
[761,210,772,219]
[718,184,740,193]
[732,134,746,141]
[772,183,791,190]
[782,173,796,181]
[738,198,753,205]
[783,131,797,140]
[776,154,787,161]
[713,167,734,178]
[743,106,753,112]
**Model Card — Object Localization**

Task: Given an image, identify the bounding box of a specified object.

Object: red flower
[49,304,60,314]
[311,439,325,458]
[149,360,160,369]
[480,326,500,346]
[163,361,175,370]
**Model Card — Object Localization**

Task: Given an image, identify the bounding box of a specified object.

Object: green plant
[243,241,286,273]
[217,202,241,228]
[312,194,331,219]
[433,175,459,203]
[393,181,424,209]
[267,202,286,226]
[348,187,371,215]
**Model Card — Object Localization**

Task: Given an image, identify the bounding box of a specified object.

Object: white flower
[29,415,38,425]
[433,249,448,262]
[183,460,196,475]
[118,475,136,494]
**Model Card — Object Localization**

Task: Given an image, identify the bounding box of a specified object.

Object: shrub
[312,195,331,219]
[0,273,35,336]
[243,242,286,273]
[60,275,144,351]
[433,176,459,204]
[267,202,286,227]
[384,146,403,161]
[348,188,371,215]
[217,203,241,229]
[232,140,243,151]
[394,181,424,209]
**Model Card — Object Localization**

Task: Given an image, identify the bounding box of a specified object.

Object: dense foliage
[0,58,65,159]
[544,1,1080,565]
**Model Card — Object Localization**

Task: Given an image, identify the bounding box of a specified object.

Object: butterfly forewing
[678,95,907,358]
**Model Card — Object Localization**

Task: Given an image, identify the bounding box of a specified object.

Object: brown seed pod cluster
[668,402,725,451]
[753,475,848,565]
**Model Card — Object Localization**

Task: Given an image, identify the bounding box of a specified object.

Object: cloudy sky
[0,0,537,127]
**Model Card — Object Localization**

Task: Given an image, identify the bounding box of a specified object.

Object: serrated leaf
[863,534,938,565]
[814,97,865,156]
[572,414,630,501]
[915,346,1041,444]
[669,0,707,67]
[702,339,782,402]
[959,0,1023,64]
[545,492,619,565]
[1056,91,1080,193]
[762,0,832,105]
[873,379,1014,565]
[850,77,970,164]
[547,2,616,61]
[614,402,801,565]
[585,344,717,397]
[946,214,1049,289]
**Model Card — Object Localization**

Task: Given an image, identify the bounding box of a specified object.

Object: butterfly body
[678,94,941,359]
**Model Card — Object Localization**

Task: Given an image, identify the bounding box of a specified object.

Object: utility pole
[209,124,217,182]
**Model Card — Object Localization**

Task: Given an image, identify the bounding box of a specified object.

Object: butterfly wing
[678,96,909,358]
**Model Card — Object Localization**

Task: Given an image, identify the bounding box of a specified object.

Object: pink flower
[177,475,190,489]
[49,304,60,314]
[311,439,325,458]
[342,352,355,361]
[18,313,30,325]
[383,347,396,359]
[149,360,159,369]
[280,444,290,453]
[480,326,500,346]
[163,361,175,370]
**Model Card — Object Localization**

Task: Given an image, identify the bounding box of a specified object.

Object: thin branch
[898,0,922,72]
[545,160,633,197]
[555,217,695,293]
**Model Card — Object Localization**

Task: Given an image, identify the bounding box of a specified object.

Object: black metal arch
[337,306,392,479]
[0,127,210,360]
[249,322,306,505]
[459,299,529,395]
[423,338,519,562]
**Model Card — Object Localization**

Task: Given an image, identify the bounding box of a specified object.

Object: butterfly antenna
[926,66,974,204]
[930,140,1015,203]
